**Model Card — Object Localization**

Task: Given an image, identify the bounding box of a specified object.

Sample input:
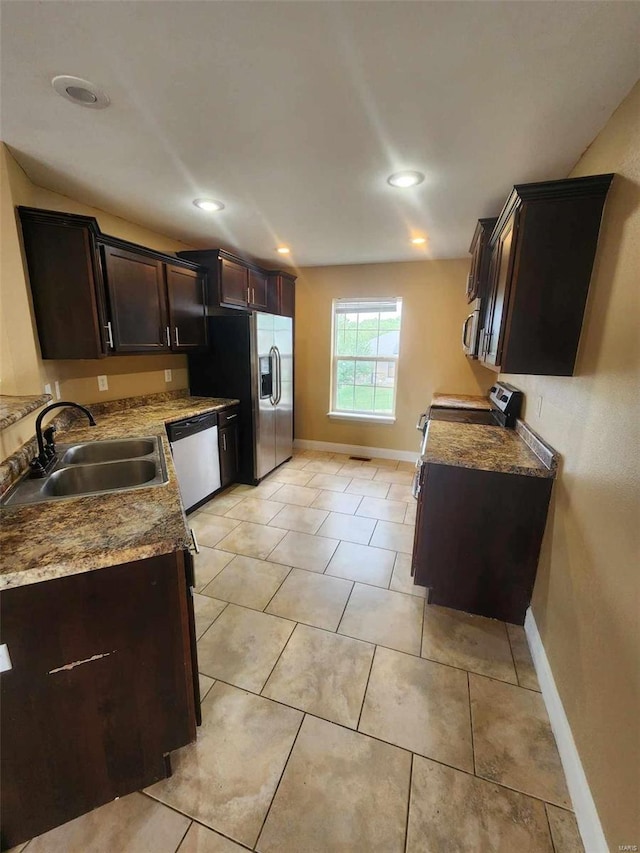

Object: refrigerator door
[274,315,293,467]
[254,312,277,479]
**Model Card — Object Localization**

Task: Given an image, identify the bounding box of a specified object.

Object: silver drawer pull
[166,326,171,347]
[225,413,238,420]
[105,321,114,348]
[0,644,12,673]
[190,528,200,554]
[175,326,180,347]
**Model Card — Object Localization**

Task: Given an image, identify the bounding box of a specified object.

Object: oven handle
[416,411,429,432]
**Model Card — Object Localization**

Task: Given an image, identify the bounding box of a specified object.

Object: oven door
[462,299,481,357]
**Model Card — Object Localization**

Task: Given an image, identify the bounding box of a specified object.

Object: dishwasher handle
[167,412,219,442]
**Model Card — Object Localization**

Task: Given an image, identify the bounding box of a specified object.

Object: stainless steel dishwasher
[167,412,221,512]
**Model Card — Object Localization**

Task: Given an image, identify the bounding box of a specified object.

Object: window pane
[335,330,358,356]
[331,298,402,417]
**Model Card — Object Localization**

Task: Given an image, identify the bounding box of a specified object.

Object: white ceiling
[1,1,638,267]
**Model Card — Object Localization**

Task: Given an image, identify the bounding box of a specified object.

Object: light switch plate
[536,395,543,417]
[44,383,52,396]
[54,380,61,400]
[97,375,109,392]
[164,369,172,383]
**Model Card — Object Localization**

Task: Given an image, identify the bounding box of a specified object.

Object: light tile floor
[19,449,584,853]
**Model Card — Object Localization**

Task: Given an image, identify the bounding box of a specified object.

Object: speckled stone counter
[0,394,52,430]
[422,419,557,478]
[430,393,491,410]
[0,395,238,590]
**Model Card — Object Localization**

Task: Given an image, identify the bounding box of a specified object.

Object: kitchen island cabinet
[0,549,198,850]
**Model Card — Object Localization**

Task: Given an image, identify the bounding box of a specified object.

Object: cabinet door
[0,553,196,848]
[220,258,249,308]
[279,276,295,317]
[218,424,239,487]
[166,264,207,350]
[102,244,168,352]
[248,269,268,310]
[483,214,516,367]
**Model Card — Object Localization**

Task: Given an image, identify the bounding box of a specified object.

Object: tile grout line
[252,712,307,851]
[173,818,194,853]
[334,578,357,635]
[258,618,300,696]
[260,565,295,613]
[355,644,377,731]
[543,802,559,853]
[404,753,414,853]
[141,792,254,852]
[467,671,477,777]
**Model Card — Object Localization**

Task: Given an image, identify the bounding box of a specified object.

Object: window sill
[327,411,396,425]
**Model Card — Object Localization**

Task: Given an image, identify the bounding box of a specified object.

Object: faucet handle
[43,425,57,457]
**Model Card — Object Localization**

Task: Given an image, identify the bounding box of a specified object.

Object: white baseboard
[293,438,416,463]
[524,609,608,853]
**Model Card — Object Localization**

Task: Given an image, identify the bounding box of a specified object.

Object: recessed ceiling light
[193,198,225,212]
[411,237,427,245]
[276,247,291,255]
[387,171,425,188]
[51,75,110,109]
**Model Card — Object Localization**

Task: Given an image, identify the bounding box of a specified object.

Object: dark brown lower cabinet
[218,407,240,488]
[411,463,552,624]
[0,550,198,850]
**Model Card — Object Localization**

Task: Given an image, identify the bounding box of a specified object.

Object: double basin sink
[2,436,168,506]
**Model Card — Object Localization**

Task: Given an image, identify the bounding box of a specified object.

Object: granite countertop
[422,419,557,479]
[0,395,238,590]
[430,393,491,410]
[0,393,52,430]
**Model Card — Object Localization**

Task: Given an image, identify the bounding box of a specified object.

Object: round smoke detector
[51,75,110,109]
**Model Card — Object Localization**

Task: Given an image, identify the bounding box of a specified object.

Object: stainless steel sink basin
[1,435,168,506]
[41,459,159,497]
[61,438,156,465]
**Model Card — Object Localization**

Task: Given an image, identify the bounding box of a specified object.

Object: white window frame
[328,297,402,424]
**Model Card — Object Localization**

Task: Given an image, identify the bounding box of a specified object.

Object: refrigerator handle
[268,346,278,406]
[274,346,282,405]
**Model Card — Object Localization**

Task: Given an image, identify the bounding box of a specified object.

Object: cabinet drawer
[218,406,240,426]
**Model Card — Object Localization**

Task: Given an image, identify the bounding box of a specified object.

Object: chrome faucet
[30,401,96,477]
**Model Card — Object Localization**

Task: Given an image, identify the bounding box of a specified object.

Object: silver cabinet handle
[462,313,474,349]
[411,463,423,500]
[189,528,200,554]
[174,326,180,347]
[105,321,114,348]
[0,644,12,673]
[166,326,171,347]
[226,413,238,420]
[222,432,227,452]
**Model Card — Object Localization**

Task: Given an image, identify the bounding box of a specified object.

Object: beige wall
[0,144,192,457]
[294,260,492,452]
[501,82,640,848]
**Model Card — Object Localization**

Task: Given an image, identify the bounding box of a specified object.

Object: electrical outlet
[44,383,52,396]
[536,395,543,417]
[54,380,61,400]
[97,375,109,392]
[164,369,172,383]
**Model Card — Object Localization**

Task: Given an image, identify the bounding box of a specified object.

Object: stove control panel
[489,382,523,421]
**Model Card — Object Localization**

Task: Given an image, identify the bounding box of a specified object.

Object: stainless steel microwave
[462,298,482,358]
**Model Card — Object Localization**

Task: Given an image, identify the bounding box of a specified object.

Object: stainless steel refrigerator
[188,312,293,484]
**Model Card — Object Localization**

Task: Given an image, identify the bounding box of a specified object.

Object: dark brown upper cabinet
[248,269,268,310]
[101,244,168,353]
[479,174,613,375]
[177,249,296,318]
[268,272,296,317]
[219,257,249,308]
[18,207,207,359]
[467,217,497,303]
[165,264,207,351]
